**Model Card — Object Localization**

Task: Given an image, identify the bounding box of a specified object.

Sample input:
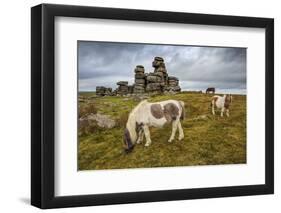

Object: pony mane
[133,100,148,111]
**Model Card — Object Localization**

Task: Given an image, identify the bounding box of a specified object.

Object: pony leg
[211,101,215,115]
[221,107,225,117]
[168,120,179,143]
[226,109,230,117]
[143,125,152,147]
[178,121,184,141]
[136,129,144,144]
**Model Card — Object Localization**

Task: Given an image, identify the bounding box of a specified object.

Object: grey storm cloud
[78,41,246,93]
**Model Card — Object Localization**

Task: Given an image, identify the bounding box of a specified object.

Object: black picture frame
[31,3,274,209]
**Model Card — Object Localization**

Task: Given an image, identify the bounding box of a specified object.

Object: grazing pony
[206,87,215,94]
[211,94,233,117]
[123,100,185,153]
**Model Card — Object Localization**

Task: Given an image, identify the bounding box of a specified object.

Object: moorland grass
[78,92,246,170]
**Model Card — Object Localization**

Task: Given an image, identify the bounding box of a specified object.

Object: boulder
[152,56,165,68]
[166,85,181,92]
[134,84,145,89]
[116,83,129,95]
[146,83,162,92]
[135,73,146,79]
[156,67,167,73]
[128,85,134,94]
[86,113,116,128]
[168,76,179,81]
[117,85,128,91]
[146,74,162,83]
[117,81,128,86]
[96,86,112,96]
[154,56,164,62]
[134,65,145,73]
[168,76,179,87]
[133,83,145,93]
[135,78,146,84]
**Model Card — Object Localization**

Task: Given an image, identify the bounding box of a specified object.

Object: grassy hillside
[78,92,246,170]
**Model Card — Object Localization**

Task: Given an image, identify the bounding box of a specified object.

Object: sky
[78,41,246,94]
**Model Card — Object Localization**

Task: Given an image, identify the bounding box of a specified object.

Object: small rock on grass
[80,113,116,128]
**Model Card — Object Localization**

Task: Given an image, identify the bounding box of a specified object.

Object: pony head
[123,109,140,153]
[225,94,233,103]
[123,128,135,153]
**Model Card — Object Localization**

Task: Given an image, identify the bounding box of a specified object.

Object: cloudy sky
[78,41,246,94]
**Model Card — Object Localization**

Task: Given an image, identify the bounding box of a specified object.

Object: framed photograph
[31,4,274,209]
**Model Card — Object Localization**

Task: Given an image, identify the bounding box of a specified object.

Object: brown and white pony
[123,100,185,153]
[211,94,233,117]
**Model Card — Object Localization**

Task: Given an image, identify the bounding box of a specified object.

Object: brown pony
[206,87,215,94]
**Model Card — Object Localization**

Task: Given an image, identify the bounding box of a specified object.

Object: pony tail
[179,101,185,120]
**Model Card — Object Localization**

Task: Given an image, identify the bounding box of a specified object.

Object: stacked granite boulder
[146,57,168,93]
[146,74,162,93]
[96,86,112,96]
[128,85,134,94]
[96,57,181,96]
[167,76,181,92]
[152,57,168,83]
[133,65,146,94]
[116,81,129,95]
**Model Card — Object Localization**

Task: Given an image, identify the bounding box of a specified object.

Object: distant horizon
[79,88,247,95]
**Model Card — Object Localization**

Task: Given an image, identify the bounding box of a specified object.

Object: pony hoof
[145,142,151,147]
[178,137,184,141]
[168,139,173,143]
